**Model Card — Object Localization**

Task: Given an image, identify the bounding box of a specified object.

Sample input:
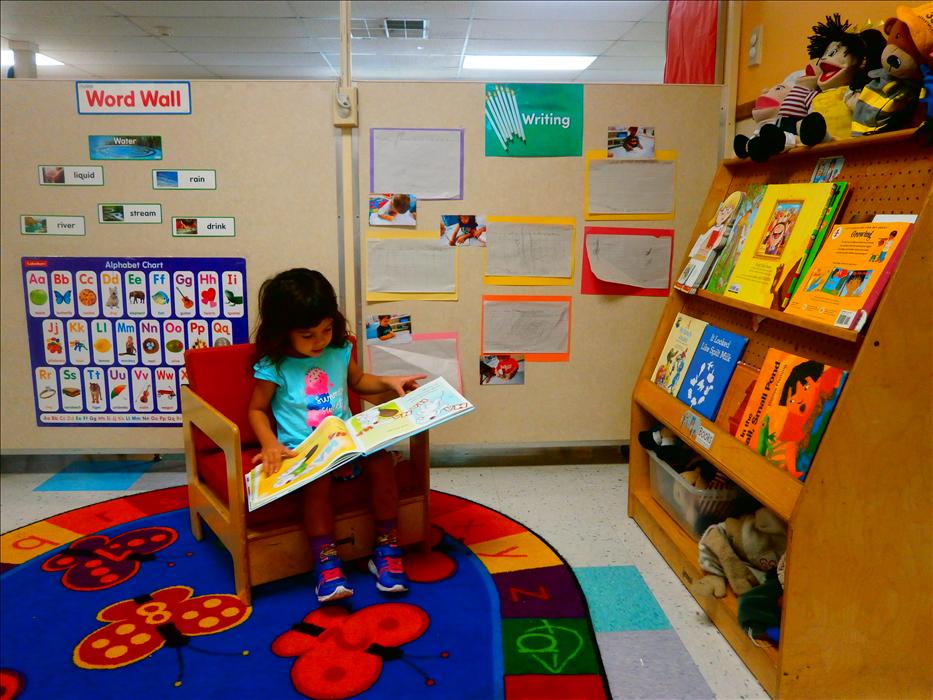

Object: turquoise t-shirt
[253,343,352,448]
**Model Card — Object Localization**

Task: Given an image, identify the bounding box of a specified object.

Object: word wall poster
[21,256,248,427]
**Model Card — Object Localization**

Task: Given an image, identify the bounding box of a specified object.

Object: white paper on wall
[371,129,463,199]
[588,159,674,215]
[482,300,570,354]
[368,335,462,393]
[367,239,456,293]
[486,222,573,278]
[585,233,671,288]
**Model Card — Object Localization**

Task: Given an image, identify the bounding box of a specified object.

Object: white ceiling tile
[588,55,665,72]
[23,35,174,52]
[303,18,340,38]
[71,64,217,78]
[646,1,669,23]
[0,15,148,37]
[162,36,320,52]
[418,18,470,39]
[357,68,462,80]
[621,21,667,42]
[341,54,460,70]
[473,1,663,22]
[104,1,297,17]
[42,50,198,66]
[576,68,663,84]
[465,39,614,56]
[186,52,329,67]
[1,1,115,17]
[350,1,472,20]
[207,65,336,78]
[348,38,463,56]
[289,1,341,19]
[470,19,635,41]
[604,40,666,57]
[129,17,309,37]
[459,69,590,82]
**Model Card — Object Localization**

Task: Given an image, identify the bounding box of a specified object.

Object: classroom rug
[0,487,611,700]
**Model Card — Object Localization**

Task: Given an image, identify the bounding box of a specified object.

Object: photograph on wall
[479,354,525,385]
[369,193,417,226]
[365,313,412,345]
[88,135,163,160]
[441,214,487,247]
[21,256,248,426]
[484,83,583,157]
[608,126,656,159]
[38,165,105,186]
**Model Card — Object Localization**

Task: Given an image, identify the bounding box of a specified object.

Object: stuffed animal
[692,508,787,598]
[851,4,933,135]
[734,74,798,160]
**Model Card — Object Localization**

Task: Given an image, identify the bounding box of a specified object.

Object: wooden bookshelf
[628,128,933,699]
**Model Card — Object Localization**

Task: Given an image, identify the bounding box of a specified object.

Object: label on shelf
[681,410,715,449]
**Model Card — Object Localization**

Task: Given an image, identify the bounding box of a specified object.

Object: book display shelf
[628,129,932,699]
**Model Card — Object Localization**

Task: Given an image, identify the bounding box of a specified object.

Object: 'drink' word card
[21,256,248,427]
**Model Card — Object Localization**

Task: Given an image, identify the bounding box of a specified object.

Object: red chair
[181,339,430,604]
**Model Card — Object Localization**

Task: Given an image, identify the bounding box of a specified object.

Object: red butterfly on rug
[42,527,178,591]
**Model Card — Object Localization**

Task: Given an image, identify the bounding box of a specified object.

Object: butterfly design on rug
[42,527,178,591]
[74,585,250,673]
[272,602,444,699]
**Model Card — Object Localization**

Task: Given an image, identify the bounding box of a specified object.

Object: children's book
[246,377,473,511]
[674,191,745,294]
[785,221,913,331]
[651,313,708,397]
[735,348,847,482]
[721,182,842,310]
[704,184,767,296]
[714,361,761,436]
[675,325,749,420]
[786,181,849,298]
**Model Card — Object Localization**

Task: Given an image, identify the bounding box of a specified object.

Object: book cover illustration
[651,313,708,397]
[786,181,849,299]
[722,182,839,309]
[674,191,744,294]
[736,349,847,482]
[714,361,760,436]
[785,221,912,331]
[704,184,767,295]
[676,325,749,420]
[247,377,473,510]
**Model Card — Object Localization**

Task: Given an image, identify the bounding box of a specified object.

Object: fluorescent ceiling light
[0,50,64,67]
[463,55,595,71]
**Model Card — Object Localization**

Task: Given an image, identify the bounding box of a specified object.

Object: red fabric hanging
[664,0,719,84]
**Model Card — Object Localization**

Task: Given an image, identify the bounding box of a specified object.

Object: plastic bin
[648,451,739,538]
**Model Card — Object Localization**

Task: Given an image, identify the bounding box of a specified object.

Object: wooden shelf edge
[633,379,802,521]
[691,289,861,342]
[630,489,780,698]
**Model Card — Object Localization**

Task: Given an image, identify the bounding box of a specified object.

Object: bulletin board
[0,80,340,452]
[357,83,722,445]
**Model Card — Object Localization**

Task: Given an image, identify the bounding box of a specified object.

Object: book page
[371,128,463,199]
[347,377,473,454]
[246,415,360,511]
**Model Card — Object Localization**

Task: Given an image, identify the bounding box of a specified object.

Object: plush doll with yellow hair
[851,3,933,135]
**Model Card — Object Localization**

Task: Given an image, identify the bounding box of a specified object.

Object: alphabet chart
[21,256,248,426]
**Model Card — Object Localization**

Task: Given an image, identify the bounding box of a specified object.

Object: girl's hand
[385,374,427,397]
[254,442,297,476]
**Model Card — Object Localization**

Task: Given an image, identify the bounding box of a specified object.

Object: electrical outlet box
[748,25,763,67]
[333,86,358,127]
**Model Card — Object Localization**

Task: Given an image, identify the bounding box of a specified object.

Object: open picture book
[246,377,473,511]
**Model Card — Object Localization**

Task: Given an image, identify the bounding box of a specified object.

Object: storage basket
[648,451,738,538]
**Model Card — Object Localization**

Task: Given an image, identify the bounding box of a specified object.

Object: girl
[248,268,425,603]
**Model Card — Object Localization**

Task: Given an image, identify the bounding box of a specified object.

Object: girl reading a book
[248,268,425,603]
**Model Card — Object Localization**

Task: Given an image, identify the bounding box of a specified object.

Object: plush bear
[851,4,933,135]
[691,508,787,598]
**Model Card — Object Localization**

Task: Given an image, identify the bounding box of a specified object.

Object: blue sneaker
[316,555,353,603]
[368,543,409,593]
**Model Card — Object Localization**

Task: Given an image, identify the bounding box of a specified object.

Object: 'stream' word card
[21,256,248,426]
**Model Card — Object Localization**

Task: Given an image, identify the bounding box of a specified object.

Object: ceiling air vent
[383,18,428,39]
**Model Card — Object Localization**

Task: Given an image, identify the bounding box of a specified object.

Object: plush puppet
[797,16,887,146]
[734,74,797,160]
[851,4,933,135]
[692,508,787,598]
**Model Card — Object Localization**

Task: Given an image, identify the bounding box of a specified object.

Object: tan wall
[736,0,901,105]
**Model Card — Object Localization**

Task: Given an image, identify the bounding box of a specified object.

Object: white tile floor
[0,458,767,700]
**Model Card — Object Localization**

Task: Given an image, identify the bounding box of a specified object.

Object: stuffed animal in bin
[691,508,787,599]
[851,4,933,135]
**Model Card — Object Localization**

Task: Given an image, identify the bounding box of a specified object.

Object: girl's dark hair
[254,268,348,362]
[779,361,824,405]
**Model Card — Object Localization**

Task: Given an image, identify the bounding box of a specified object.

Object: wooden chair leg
[233,551,252,606]
[189,508,204,541]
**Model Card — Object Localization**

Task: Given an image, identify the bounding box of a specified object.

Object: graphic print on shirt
[305,367,334,428]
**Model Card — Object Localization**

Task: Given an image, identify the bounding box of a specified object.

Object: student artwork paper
[484,220,574,282]
[583,227,673,295]
[481,296,571,361]
[371,128,464,200]
[367,332,463,393]
[366,238,456,298]
[586,150,676,219]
